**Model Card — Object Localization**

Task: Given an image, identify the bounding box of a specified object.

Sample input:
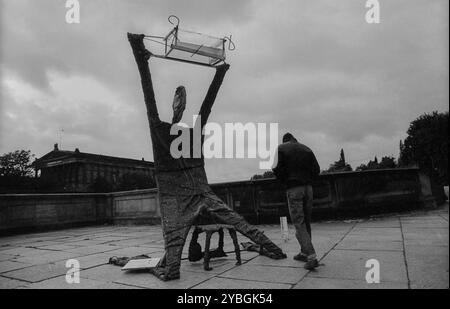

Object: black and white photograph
[0,0,448,293]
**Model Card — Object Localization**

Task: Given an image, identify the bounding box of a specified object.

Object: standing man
[128,33,286,281]
[273,133,321,270]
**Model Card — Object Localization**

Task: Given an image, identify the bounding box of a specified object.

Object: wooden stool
[191,224,241,271]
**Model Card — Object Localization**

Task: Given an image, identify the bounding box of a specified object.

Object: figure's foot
[293,253,308,262]
[261,244,287,260]
[241,242,287,260]
[204,266,213,271]
[268,250,287,260]
[304,259,319,271]
[278,252,288,259]
[235,261,242,266]
[149,267,180,281]
[143,49,152,60]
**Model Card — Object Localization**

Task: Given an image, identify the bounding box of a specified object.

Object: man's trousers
[286,185,317,260]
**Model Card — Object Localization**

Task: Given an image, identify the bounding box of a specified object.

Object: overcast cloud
[0,0,448,183]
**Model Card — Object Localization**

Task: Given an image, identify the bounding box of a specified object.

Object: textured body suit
[128,33,286,280]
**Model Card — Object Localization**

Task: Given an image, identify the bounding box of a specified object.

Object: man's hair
[282,133,297,143]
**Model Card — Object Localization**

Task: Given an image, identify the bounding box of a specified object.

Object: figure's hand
[216,63,230,72]
[127,32,145,43]
[143,49,153,60]
[127,32,152,60]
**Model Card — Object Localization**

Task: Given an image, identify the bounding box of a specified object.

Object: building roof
[34,144,154,169]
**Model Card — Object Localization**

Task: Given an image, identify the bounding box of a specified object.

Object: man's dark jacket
[273,141,320,188]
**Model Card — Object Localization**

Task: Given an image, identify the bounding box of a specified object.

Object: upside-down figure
[127,33,286,281]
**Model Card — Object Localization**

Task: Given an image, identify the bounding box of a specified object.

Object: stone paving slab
[27,275,141,289]
[307,249,408,283]
[81,265,217,289]
[0,253,16,262]
[354,219,400,228]
[335,240,404,251]
[0,247,49,257]
[105,246,165,257]
[293,277,408,289]
[63,244,119,255]
[104,266,216,289]
[1,261,68,283]
[0,204,447,289]
[193,277,291,289]
[106,238,160,248]
[402,221,449,229]
[181,258,239,274]
[112,270,216,289]
[403,228,449,246]
[13,250,81,265]
[405,245,449,289]
[349,227,403,236]
[0,276,30,289]
[246,240,337,268]
[75,252,117,269]
[33,244,80,251]
[0,260,32,273]
[343,231,403,242]
[219,265,308,284]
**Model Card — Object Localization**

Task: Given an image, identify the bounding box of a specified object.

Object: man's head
[283,132,297,143]
[172,86,186,124]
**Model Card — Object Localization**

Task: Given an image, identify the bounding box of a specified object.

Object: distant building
[34,144,155,192]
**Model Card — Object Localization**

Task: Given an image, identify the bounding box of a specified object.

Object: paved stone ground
[0,204,448,289]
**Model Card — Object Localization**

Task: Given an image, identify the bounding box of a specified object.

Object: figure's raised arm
[197,63,230,129]
[127,33,160,124]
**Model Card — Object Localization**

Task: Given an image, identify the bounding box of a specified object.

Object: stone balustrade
[0,168,444,234]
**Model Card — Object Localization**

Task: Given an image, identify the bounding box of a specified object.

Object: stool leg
[218,228,224,251]
[229,228,241,266]
[203,231,213,271]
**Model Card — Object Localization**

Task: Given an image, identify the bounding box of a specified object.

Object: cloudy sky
[0,0,448,183]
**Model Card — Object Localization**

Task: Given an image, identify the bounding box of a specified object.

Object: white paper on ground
[121,258,161,271]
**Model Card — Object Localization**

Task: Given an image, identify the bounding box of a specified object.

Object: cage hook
[224,35,236,51]
[168,15,180,27]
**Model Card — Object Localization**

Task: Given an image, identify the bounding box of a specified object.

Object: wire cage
[145,15,234,67]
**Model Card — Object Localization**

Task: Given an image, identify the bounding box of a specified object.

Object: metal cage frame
[145,15,231,68]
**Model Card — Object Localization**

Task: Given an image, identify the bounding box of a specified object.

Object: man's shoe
[304,259,319,270]
[293,253,308,262]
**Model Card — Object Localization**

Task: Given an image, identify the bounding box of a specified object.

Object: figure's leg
[203,193,286,259]
[150,225,191,281]
[218,228,225,251]
[151,194,198,281]
[229,228,242,265]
